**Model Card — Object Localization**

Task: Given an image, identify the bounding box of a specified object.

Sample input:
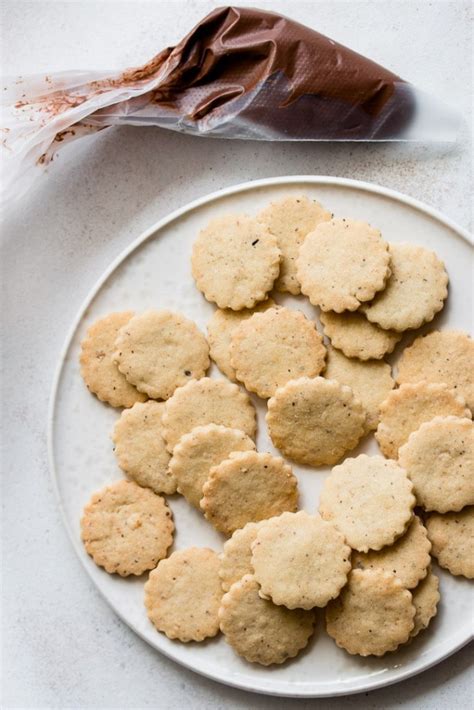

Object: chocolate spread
[3,5,422,206]
[142,6,414,139]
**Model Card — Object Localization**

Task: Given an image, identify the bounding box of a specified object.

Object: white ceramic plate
[49,176,473,698]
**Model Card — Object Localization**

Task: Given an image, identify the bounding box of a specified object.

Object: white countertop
[2,1,472,707]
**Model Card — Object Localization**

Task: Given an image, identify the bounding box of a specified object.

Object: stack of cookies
[79,193,473,665]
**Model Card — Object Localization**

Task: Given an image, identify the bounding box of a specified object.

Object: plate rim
[47,175,473,698]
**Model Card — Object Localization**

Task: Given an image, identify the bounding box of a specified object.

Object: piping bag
[0,6,460,206]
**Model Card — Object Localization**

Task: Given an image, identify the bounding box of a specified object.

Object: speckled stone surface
[2,1,472,708]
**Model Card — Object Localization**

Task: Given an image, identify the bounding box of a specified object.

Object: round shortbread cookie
[80,312,147,408]
[230,307,327,399]
[376,382,471,459]
[297,218,390,312]
[324,348,394,431]
[410,569,440,638]
[162,377,256,453]
[399,416,474,513]
[169,424,255,508]
[361,243,448,332]
[251,511,351,609]
[200,451,298,536]
[191,214,281,310]
[425,507,474,579]
[352,515,431,589]
[257,194,331,294]
[326,569,416,656]
[266,377,366,466]
[114,310,209,400]
[112,401,176,495]
[144,547,222,642]
[219,521,267,592]
[219,574,315,665]
[81,480,174,576]
[319,310,402,361]
[319,455,415,552]
[207,299,275,381]
[396,331,474,411]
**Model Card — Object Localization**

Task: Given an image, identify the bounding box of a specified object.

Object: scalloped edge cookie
[297,218,391,312]
[219,574,315,665]
[144,547,222,642]
[266,377,366,466]
[114,309,210,400]
[396,330,474,410]
[112,401,176,495]
[319,455,415,552]
[399,416,474,513]
[361,243,448,332]
[319,310,402,360]
[81,480,174,576]
[230,306,326,398]
[251,511,351,609]
[326,569,416,656]
[352,515,431,588]
[425,507,474,578]
[191,214,281,310]
[376,382,471,459]
[80,311,147,408]
[200,451,298,536]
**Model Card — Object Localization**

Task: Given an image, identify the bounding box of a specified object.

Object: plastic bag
[0,6,461,207]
